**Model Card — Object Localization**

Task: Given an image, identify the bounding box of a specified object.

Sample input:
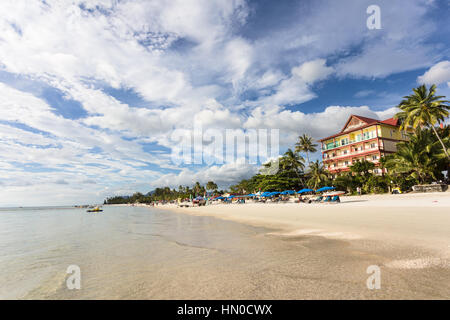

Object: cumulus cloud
[417,61,450,87]
[152,159,258,189]
[254,59,334,106]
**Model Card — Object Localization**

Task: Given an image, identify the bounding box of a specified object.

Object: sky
[0,0,450,206]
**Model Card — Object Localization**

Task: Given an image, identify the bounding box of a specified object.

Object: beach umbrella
[282,190,295,195]
[271,191,280,195]
[316,186,336,193]
[247,193,255,197]
[297,188,313,194]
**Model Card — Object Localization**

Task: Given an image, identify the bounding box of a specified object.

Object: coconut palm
[280,148,305,176]
[206,181,218,193]
[306,160,328,189]
[349,159,375,176]
[395,84,450,159]
[385,128,442,184]
[295,134,318,165]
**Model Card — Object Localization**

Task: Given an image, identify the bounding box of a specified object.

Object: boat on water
[87,206,103,213]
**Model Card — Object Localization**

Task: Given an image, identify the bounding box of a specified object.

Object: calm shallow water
[0,206,448,299]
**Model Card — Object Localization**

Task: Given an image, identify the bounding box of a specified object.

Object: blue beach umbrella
[282,190,295,195]
[297,188,313,194]
[316,186,336,193]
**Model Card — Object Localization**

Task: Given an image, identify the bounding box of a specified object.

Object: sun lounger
[330,195,340,203]
[312,196,323,202]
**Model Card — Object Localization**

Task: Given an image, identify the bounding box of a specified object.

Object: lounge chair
[330,195,340,203]
[312,196,323,202]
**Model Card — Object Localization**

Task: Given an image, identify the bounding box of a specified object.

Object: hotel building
[319,115,409,176]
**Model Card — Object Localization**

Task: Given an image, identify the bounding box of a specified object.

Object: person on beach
[357,186,361,195]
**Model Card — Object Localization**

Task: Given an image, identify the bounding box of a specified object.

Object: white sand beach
[157,192,450,262]
[114,193,450,299]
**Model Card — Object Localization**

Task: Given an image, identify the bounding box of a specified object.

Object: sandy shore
[155,192,450,261]
[112,193,450,299]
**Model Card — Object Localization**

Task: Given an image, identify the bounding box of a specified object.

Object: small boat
[87,206,103,213]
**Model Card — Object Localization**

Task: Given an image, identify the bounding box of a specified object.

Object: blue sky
[0,0,449,206]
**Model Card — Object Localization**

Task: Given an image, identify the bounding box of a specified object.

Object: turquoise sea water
[0,206,277,299]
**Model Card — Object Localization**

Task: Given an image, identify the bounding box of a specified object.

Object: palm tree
[295,134,318,165]
[206,181,218,193]
[280,148,305,176]
[385,128,442,184]
[349,159,375,176]
[395,84,450,159]
[193,182,204,196]
[306,160,328,189]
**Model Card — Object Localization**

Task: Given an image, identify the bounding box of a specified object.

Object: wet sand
[152,192,450,299]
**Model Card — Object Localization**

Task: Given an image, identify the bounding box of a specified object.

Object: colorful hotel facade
[319,115,409,176]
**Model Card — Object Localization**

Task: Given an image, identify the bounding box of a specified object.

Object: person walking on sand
[357,186,361,196]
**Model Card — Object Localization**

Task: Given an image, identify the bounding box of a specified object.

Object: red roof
[380,118,398,126]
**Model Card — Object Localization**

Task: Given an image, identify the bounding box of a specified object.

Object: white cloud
[152,159,258,190]
[417,61,450,86]
[292,59,334,83]
[253,59,334,106]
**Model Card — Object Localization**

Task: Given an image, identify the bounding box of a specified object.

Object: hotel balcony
[321,135,377,151]
[322,143,382,161]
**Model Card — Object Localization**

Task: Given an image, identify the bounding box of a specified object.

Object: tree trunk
[306,152,310,165]
[431,125,450,160]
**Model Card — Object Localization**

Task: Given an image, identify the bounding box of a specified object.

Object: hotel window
[356,134,362,141]
[372,155,378,160]
[341,138,348,145]
[343,150,347,155]
[344,161,349,166]
[370,143,376,148]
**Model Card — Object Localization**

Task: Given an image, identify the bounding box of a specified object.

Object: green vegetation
[104,182,225,204]
[295,134,318,165]
[395,84,449,159]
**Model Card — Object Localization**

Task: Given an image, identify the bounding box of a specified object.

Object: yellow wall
[323,124,410,147]
[377,124,410,140]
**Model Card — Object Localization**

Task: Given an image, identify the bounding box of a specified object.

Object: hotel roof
[318,114,399,142]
